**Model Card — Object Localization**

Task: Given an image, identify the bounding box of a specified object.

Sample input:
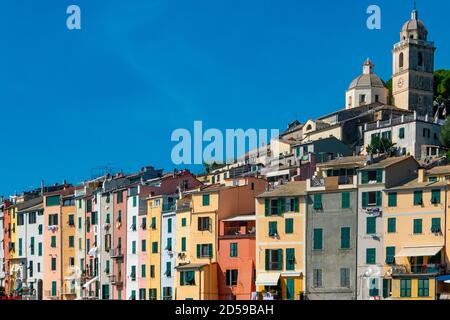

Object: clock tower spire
[392,8,436,116]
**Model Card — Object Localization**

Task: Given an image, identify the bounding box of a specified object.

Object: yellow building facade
[147,195,163,299]
[255,182,306,300]
[383,169,447,300]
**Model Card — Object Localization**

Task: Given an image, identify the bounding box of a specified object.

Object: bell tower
[392,9,436,116]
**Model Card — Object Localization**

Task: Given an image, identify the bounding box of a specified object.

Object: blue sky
[0,0,449,196]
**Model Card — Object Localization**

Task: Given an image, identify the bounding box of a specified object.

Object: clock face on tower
[397,77,404,88]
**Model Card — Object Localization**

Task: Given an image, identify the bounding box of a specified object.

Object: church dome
[348,59,386,90]
[401,9,428,40]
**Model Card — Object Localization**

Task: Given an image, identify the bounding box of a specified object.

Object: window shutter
[361,171,368,184]
[341,192,350,209]
[265,250,270,271]
[388,193,397,207]
[277,198,284,216]
[376,192,382,206]
[208,244,213,257]
[285,219,294,234]
[376,170,383,183]
[277,249,283,271]
[362,192,368,208]
[286,248,295,271]
[264,199,270,216]
[198,218,201,231]
[294,197,299,212]
[197,244,201,258]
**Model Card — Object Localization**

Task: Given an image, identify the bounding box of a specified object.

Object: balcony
[220,226,256,239]
[162,203,176,213]
[109,274,123,286]
[391,264,444,276]
[309,175,356,190]
[110,247,123,259]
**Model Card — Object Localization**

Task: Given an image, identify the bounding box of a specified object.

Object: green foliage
[439,116,450,148]
[434,69,450,101]
[366,137,396,155]
[385,79,393,105]
[203,161,223,174]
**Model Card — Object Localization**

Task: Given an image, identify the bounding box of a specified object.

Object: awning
[266,170,290,178]
[255,273,281,286]
[222,215,256,222]
[83,276,98,288]
[395,246,443,257]
[436,275,450,282]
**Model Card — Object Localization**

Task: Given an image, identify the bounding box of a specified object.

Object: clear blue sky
[1,0,449,196]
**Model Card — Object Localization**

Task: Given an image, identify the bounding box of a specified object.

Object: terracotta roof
[257,181,306,198]
[317,155,367,168]
[386,180,447,191]
[427,165,450,176]
[360,156,416,170]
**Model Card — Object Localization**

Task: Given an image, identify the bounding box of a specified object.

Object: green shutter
[286,248,295,271]
[202,194,210,206]
[341,192,350,209]
[376,170,383,183]
[313,194,322,210]
[181,237,186,251]
[366,248,376,264]
[265,250,270,271]
[362,192,368,208]
[285,219,294,234]
[388,192,397,207]
[313,228,323,250]
[376,191,382,206]
[269,221,278,236]
[431,189,441,204]
[293,197,299,212]
[278,198,285,216]
[386,247,395,264]
[413,219,423,234]
[277,249,283,270]
[208,244,213,257]
[414,191,423,205]
[431,218,441,233]
[197,244,201,258]
[340,227,350,249]
[366,217,376,234]
[38,243,42,256]
[387,218,396,233]
[361,171,368,184]
[168,218,172,233]
[264,199,270,216]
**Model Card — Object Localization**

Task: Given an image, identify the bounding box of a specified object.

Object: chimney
[417,167,426,183]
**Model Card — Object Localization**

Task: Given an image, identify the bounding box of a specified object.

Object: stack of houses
[1,9,450,300]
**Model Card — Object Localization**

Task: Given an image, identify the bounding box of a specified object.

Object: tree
[440,116,450,147]
[434,69,450,101]
[366,136,396,155]
[203,161,223,174]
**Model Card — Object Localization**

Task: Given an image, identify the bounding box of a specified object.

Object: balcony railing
[109,274,123,286]
[110,247,123,259]
[221,226,256,238]
[391,263,443,275]
[162,204,176,212]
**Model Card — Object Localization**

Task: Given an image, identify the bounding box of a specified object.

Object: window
[130,266,136,280]
[431,218,441,233]
[181,218,187,227]
[340,268,350,287]
[268,221,278,237]
[429,176,438,182]
[423,128,431,138]
[132,241,136,254]
[285,198,299,212]
[431,189,441,204]
[142,240,147,252]
[230,243,238,257]
[165,262,171,277]
[168,218,172,233]
[369,278,379,297]
[51,236,57,248]
[313,228,323,250]
[414,191,423,205]
[418,52,424,67]
[198,217,210,231]
[359,94,366,103]
[30,237,35,255]
[48,214,58,226]
[386,247,395,265]
[418,278,429,297]
[86,199,92,212]
[341,192,350,209]
[166,238,172,251]
[38,243,42,256]
[116,191,123,204]
[286,248,295,271]
[285,218,294,234]
[366,248,376,265]
[141,264,146,278]
[382,131,392,141]
[104,260,110,274]
[180,271,195,286]
[202,194,210,206]
[151,217,156,229]
[413,219,423,234]
[51,281,57,297]
[197,244,212,258]
[400,279,412,297]
[399,127,405,139]
[375,94,379,102]
[150,265,155,278]
[313,269,322,287]
[387,218,396,233]
[313,194,322,210]
[399,53,404,68]
[29,211,37,224]
[388,193,397,207]
[181,237,186,252]
[340,227,350,249]
[265,249,283,271]
[226,270,238,286]
[132,196,137,207]
[131,216,136,231]
[117,210,122,223]
[69,236,74,248]
[152,242,158,254]
[51,257,57,271]
[362,191,382,207]
[38,224,43,235]
[366,217,376,235]
[46,195,60,207]
[18,238,23,256]
[361,170,382,184]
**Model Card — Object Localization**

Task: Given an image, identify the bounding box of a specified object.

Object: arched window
[306,124,312,131]
[418,52,424,67]
[399,53,404,68]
